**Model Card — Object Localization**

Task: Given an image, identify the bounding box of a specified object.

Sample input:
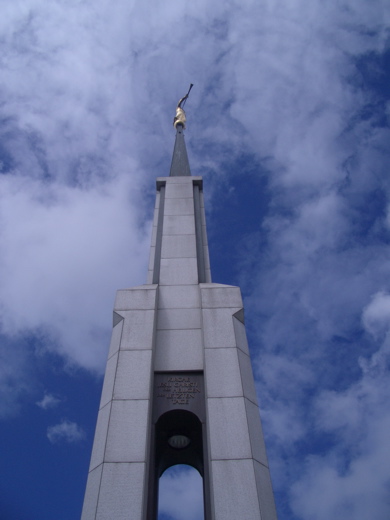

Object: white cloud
[36,393,61,410]
[362,292,390,340]
[0,173,150,371]
[290,424,390,520]
[290,337,390,520]
[224,6,390,519]
[47,419,85,444]
[0,0,390,518]
[158,465,204,520]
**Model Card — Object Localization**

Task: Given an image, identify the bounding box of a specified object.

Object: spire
[170,84,193,177]
[169,124,191,176]
[82,81,278,520]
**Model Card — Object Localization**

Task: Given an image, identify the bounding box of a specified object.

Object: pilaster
[81,285,158,520]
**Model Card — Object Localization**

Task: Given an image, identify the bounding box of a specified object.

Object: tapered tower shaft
[82,120,277,520]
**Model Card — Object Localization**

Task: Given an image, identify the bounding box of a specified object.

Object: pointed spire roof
[169,124,191,177]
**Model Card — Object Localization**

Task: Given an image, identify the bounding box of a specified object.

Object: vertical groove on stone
[152,185,165,284]
[193,184,206,283]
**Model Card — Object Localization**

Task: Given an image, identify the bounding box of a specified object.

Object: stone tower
[81,98,278,520]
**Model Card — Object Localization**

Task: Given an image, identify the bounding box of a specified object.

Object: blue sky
[0,1,390,519]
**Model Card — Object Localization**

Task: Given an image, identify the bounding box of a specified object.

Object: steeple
[170,84,193,177]
[81,88,278,520]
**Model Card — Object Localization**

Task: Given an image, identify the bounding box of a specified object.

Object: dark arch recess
[155,409,204,477]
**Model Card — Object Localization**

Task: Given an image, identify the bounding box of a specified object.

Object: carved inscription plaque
[157,376,200,405]
[153,372,204,421]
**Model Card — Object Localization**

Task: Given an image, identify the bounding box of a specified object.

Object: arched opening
[148,408,210,519]
[158,464,204,520]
